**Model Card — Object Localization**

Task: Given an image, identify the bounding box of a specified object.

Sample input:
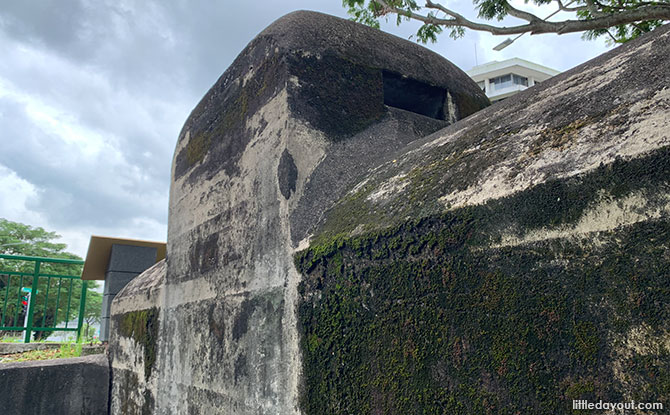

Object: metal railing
[0,254,87,343]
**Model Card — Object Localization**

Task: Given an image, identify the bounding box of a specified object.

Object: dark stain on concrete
[278,149,298,199]
[232,298,255,341]
[141,389,155,415]
[263,11,489,123]
[234,354,248,384]
[208,303,225,346]
[287,52,385,139]
[200,233,219,272]
[190,233,219,273]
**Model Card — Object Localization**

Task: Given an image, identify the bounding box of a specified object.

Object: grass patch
[0,343,82,363]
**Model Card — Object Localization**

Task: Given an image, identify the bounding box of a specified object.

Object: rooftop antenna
[474,42,479,66]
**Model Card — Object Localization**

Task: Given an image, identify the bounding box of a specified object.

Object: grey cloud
[0,97,167,228]
[0,0,87,56]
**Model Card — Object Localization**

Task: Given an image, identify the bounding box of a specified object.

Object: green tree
[0,218,100,340]
[82,291,103,341]
[343,0,669,45]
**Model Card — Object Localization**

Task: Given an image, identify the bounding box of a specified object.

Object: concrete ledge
[0,354,110,415]
[81,345,106,356]
[0,343,106,357]
[0,342,62,354]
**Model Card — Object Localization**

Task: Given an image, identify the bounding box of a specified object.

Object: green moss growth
[527,119,587,157]
[572,321,600,365]
[315,145,670,245]
[186,133,212,166]
[175,50,282,178]
[118,308,160,381]
[296,147,670,414]
[183,76,253,169]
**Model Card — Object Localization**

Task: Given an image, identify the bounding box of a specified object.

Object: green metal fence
[0,254,87,343]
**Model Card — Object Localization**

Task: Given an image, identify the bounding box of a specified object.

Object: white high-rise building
[467,58,560,102]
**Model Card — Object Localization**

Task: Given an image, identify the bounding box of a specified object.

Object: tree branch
[556,0,588,12]
[376,0,670,36]
[584,0,607,17]
[605,28,619,42]
[502,1,544,22]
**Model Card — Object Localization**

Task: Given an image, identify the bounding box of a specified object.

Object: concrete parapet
[0,354,109,415]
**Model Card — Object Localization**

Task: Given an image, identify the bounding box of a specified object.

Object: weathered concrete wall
[109,259,165,414]
[107,10,486,415]
[296,24,670,414]
[0,354,109,415]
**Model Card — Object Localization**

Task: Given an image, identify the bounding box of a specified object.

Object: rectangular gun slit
[382,71,447,120]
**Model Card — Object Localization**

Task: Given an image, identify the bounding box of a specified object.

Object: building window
[513,74,528,86]
[490,73,529,90]
[490,74,512,90]
[477,81,485,91]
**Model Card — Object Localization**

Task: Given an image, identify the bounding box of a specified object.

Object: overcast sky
[0,0,610,257]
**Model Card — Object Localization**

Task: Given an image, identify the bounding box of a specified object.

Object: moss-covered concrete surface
[297,164,670,414]
[117,308,159,381]
[297,24,670,415]
[109,260,165,415]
